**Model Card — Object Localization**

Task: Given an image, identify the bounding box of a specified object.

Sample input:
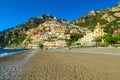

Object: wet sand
[17,48,120,80]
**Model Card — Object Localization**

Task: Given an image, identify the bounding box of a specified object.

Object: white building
[80,22,105,46]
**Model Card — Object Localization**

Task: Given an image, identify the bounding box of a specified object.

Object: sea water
[0,48,26,57]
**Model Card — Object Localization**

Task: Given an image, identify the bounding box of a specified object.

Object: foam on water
[0,48,26,57]
[0,53,9,57]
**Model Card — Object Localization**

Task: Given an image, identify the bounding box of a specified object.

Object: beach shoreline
[0,48,29,57]
[0,49,38,80]
[0,48,120,80]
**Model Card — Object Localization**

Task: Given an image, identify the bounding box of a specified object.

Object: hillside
[22,18,85,48]
[0,14,84,47]
[71,2,120,33]
[0,14,54,47]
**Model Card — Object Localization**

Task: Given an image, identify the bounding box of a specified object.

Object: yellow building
[80,22,105,46]
[93,22,105,38]
[54,27,65,33]
[43,40,66,47]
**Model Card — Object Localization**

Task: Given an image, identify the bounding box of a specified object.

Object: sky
[0,0,120,31]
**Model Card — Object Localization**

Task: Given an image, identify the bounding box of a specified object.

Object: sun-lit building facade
[80,22,105,46]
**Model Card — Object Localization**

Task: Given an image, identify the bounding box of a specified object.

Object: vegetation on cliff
[0,14,54,47]
[71,2,120,34]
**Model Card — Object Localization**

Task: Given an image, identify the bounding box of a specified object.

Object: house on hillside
[114,28,120,35]
[70,29,80,34]
[43,40,66,47]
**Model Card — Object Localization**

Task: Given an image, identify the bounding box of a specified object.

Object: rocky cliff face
[71,2,120,34]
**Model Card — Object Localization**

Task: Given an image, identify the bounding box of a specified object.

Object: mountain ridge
[71,2,120,33]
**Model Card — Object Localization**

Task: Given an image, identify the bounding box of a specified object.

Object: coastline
[0,48,28,57]
[0,49,38,80]
[1,48,120,80]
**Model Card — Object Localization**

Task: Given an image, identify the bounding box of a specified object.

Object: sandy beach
[1,48,120,80]
[17,48,120,80]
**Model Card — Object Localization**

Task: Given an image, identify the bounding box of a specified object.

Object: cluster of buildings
[23,18,107,49]
[24,19,82,49]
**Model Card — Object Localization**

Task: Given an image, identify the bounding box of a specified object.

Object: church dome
[95,22,102,29]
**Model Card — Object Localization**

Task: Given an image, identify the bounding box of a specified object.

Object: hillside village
[23,19,87,49]
[22,20,112,49]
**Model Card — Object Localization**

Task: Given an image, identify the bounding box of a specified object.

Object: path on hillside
[18,49,120,80]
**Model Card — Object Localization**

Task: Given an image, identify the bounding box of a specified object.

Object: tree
[103,33,116,44]
[113,33,120,43]
[12,34,27,45]
[66,34,83,46]
[94,37,102,42]
[115,33,120,41]
[70,33,83,41]
[66,40,72,46]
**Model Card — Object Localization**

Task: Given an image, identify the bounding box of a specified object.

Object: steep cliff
[71,2,120,34]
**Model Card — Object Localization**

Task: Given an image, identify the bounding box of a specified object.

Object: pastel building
[80,22,105,46]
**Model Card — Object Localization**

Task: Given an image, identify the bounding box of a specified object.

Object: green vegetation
[103,33,120,44]
[94,37,102,42]
[103,33,115,44]
[92,33,120,46]
[70,33,83,41]
[12,34,27,45]
[114,33,120,43]
[76,14,108,31]
[72,3,120,34]
[66,33,83,46]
